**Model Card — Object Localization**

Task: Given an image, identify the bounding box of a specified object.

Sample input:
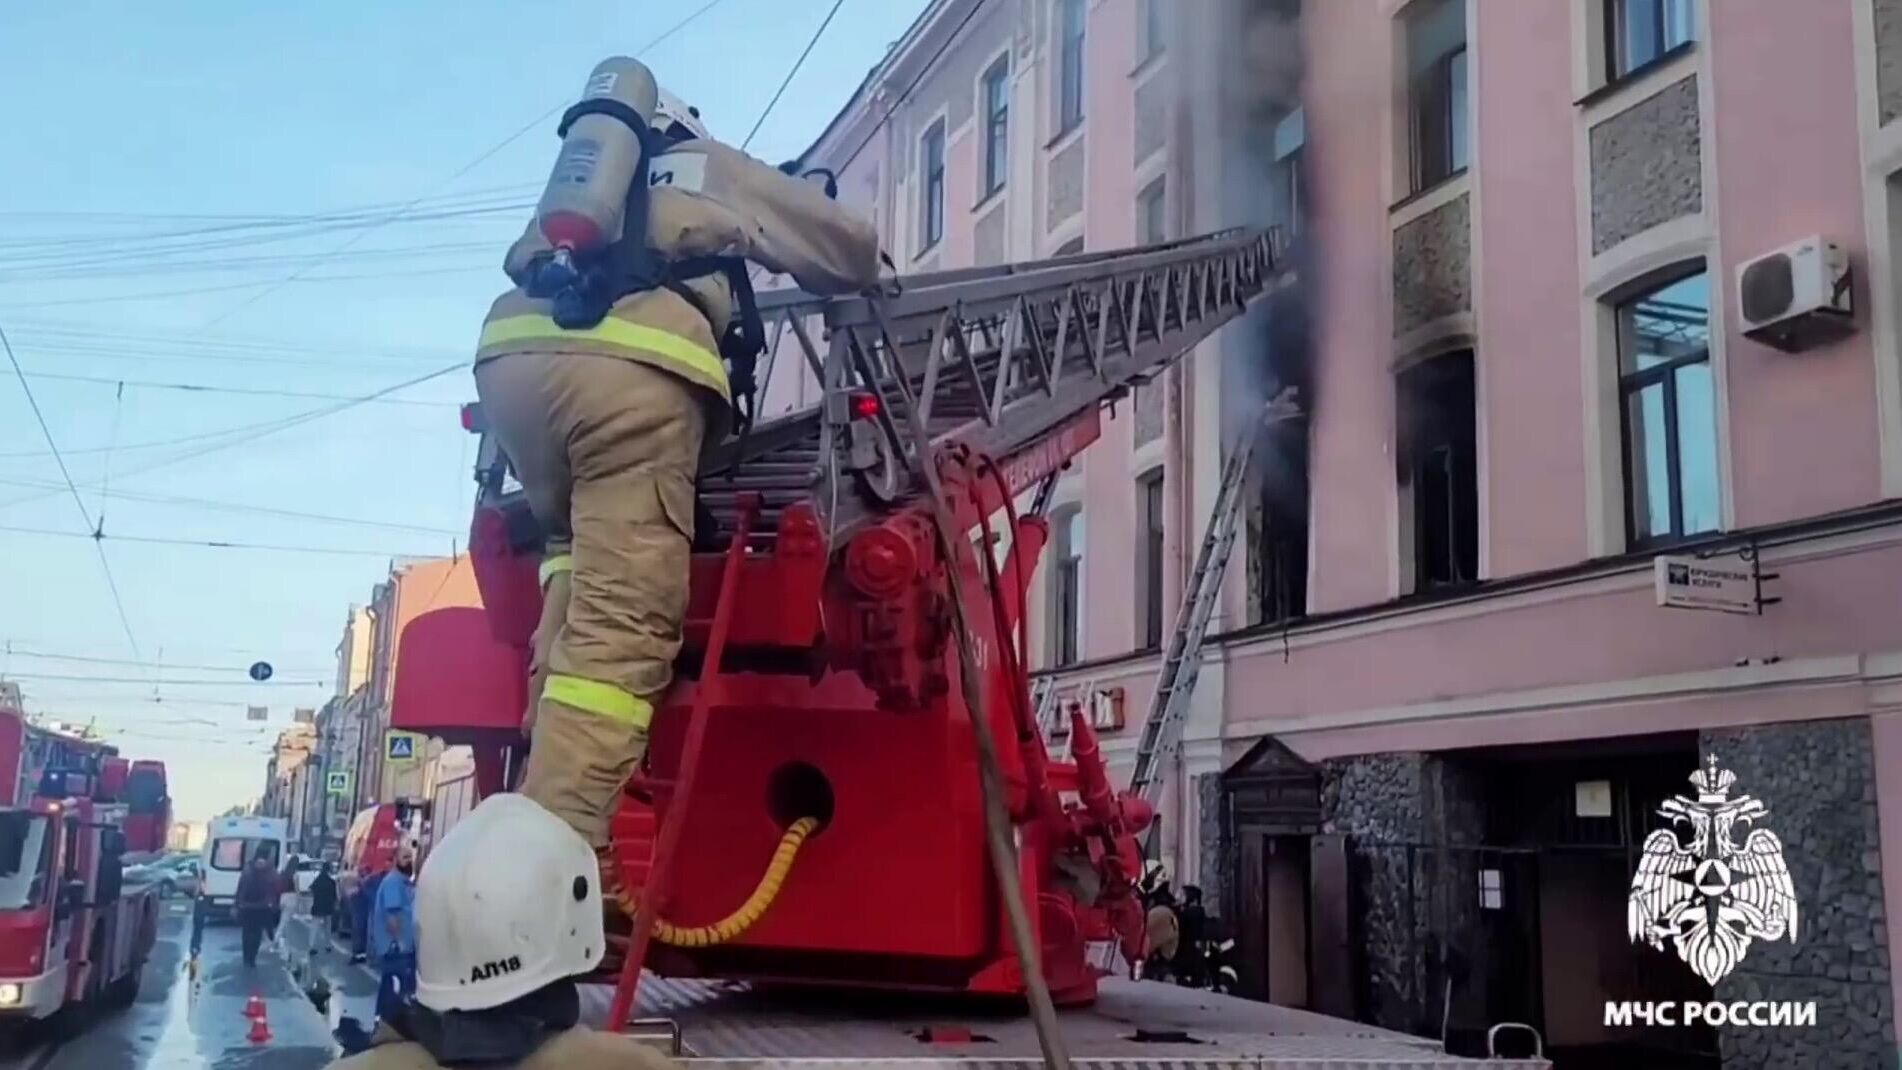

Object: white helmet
[653,87,709,141]
[414,794,604,1012]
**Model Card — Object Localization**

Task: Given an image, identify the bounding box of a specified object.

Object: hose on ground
[613,816,819,948]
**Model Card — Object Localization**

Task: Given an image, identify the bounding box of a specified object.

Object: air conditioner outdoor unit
[1735,235,1854,353]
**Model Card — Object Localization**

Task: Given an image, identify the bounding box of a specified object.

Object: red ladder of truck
[577,227,1291,1030]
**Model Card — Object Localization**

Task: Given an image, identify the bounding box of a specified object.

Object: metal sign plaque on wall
[1653,554,1757,615]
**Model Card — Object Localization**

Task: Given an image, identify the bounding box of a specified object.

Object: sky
[0,0,928,824]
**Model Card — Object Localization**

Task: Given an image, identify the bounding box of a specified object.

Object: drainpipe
[1172,4,1240,889]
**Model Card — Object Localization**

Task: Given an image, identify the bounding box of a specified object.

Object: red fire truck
[122,761,171,856]
[0,747,159,1023]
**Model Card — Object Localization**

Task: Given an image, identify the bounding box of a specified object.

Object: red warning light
[460,403,483,433]
[850,392,881,420]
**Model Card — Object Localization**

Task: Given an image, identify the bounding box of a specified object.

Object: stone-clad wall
[1047,136,1086,230]
[1877,0,1902,126]
[1319,752,1488,1034]
[1391,194,1471,337]
[1196,771,1225,917]
[1588,76,1702,253]
[1700,719,1898,1069]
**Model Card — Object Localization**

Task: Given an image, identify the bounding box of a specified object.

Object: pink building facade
[783,1,1902,1065]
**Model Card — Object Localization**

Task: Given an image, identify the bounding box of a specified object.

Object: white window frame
[1047,504,1086,666]
[1399,0,1469,196]
[919,119,947,255]
[1056,0,1088,136]
[978,51,1012,202]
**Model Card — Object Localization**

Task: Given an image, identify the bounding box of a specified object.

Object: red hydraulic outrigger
[466,228,1289,1031]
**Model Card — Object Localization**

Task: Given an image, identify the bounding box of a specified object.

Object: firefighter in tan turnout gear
[473,57,881,851]
[328,794,682,1069]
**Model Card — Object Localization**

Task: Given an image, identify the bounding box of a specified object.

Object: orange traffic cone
[247,1007,272,1045]
[243,992,265,1019]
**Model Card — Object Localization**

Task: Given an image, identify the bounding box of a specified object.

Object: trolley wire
[196,0,735,329]
[0,320,143,657]
[0,522,445,560]
[0,360,465,511]
[17,371,456,408]
[0,477,459,536]
[740,0,847,152]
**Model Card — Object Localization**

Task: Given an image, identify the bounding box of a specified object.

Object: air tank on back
[535,56,660,260]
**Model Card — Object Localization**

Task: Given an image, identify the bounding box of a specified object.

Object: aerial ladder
[1125,386,1303,853]
[465,227,1292,1055]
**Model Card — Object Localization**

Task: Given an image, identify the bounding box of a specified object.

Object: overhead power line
[0,265,496,311]
[740,0,848,152]
[28,694,276,711]
[0,360,466,512]
[0,321,142,658]
[1,647,331,674]
[0,522,447,560]
[834,0,989,174]
[0,477,460,536]
[0,672,324,686]
[18,371,456,408]
[196,0,735,329]
[5,322,464,367]
[0,183,535,239]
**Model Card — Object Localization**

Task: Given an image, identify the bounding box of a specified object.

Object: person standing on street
[187,863,210,961]
[310,861,339,937]
[371,846,419,1022]
[353,865,387,965]
[268,854,298,950]
[1173,885,1209,986]
[337,866,360,942]
[1144,886,1180,981]
[236,854,279,967]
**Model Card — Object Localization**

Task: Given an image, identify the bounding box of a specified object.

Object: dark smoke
[1194,0,1313,447]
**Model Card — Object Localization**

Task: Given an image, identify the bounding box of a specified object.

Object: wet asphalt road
[0,900,383,1070]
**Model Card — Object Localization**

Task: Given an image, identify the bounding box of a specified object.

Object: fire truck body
[123,760,172,856]
[464,231,1280,1006]
[0,763,158,1022]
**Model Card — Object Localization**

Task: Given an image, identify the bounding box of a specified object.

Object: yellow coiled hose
[614,817,819,948]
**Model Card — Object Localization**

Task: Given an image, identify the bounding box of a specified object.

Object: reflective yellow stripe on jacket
[539,552,574,589]
[544,673,655,730]
[477,312,731,402]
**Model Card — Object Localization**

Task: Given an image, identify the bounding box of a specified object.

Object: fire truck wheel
[106,970,140,1010]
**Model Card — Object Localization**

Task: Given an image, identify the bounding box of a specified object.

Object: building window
[1478,868,1503,911]
[1405,0,1468,193]
[1248,417,1309,626]
[1618,269,1719,545]
[982,58,1010,198]
[921,121,946,251]
[1050,507,1085,666]
[1606,0,1694,81]
[1055,235,1085,256]
[1138,177,1166,244]
[1269,107,1304,238]
[1138,471,1166,649]
[1139,0,1166,62]
[1059,0,1087,134]
[1398,351,1478,590]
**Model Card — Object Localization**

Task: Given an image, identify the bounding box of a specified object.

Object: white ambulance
[198,814,289,918]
